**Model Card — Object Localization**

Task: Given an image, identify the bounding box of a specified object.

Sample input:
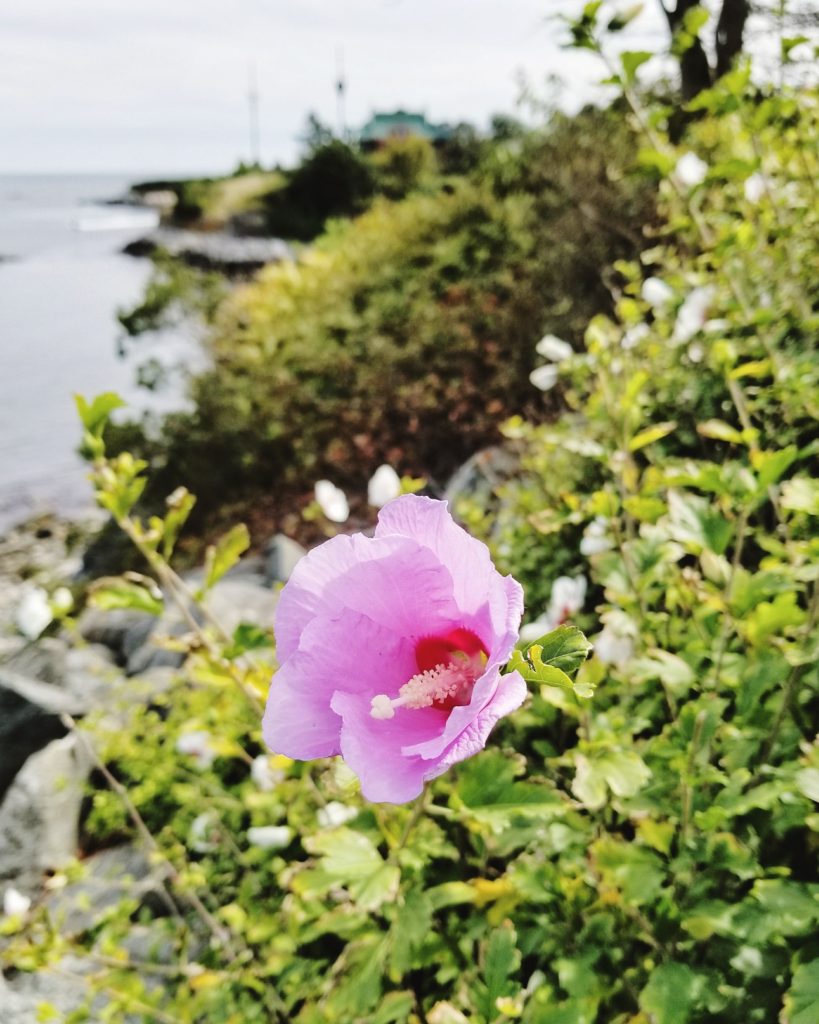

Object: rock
[123,228,293,273]
[1,954,92,1023]
[0,671,69,803]
[46,844,168,937]
[77,606,154,662]
[0,639,128,802]
[203,578,278,635]
[2,637,69,685]
[63,644,118,705]
[264,533,306,584]
[126,577,277,675]
[0,735,91,889]
[444,445,519,518]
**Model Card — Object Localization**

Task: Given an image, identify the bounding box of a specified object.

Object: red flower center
[370,627,488,720]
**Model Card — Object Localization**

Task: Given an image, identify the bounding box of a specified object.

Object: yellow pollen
[370,661,475,720]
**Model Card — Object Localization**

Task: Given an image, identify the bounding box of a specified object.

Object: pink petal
[435,671,528,772]
[275,532,458,661]
[377,495,523,641]
[264,609,416,760]
[375,496,492,614]
[330,690,447,803]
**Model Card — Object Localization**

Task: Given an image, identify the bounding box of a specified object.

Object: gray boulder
[0,735,91,889]
[46,844,168,937]
[77,606,154,662]
[0,671,69,802]
[126,577,278,675]
[265,533,306,584]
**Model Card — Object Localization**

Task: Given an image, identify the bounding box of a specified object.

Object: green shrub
[262,140,377,240]
[121,106,651,528]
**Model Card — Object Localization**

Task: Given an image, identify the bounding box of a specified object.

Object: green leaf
[783,959,819,1024]
[572,754,608,810]
[629,420,676,452]
[75,391,125,436]
[516,625,593,677]
[750,446,797,490]
[697,419,745,444]
[597,749,651,798]
[729,359,771,380]
[752,880,819,935]
[636,147,676,178]
[458,749,564,828]
[630,649,695,697]
[781,477,819,516]
[224,622,273,659]
[203,523,251,591]
[572,749,650,808]
[782,35,810,61]
[161,487,197,559]
[89,578,163,617]
[796,768,819,804]
[745,592,806,646]
[298,829,400,911]
[481,921,520,1021]
[593,837,664,905]
[620,50,652,84]
[639,963,699,1024]
[666,490,731,554]
[371,991,416,1024]
[682,5,709,36]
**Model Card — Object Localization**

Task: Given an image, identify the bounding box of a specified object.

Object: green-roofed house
[358,110,453,150]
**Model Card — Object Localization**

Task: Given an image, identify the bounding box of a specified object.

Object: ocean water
[0,174,198,532]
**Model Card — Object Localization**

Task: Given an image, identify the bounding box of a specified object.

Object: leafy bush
[370,136,439,198]
[120,105,651,528]
[262,141,377,241]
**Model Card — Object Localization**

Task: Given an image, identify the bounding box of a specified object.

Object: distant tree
[489,114,525,141]
[263,141,375,240]
[438,122,484,175]
[660,0,749,100]
[662,0,819,100]
[301,112,335,152]
[371,137,437,198]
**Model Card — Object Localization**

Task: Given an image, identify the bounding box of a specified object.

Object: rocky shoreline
[0,513,304,1021]
[123,228,293,274]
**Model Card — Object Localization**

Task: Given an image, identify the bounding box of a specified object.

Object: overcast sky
[0,1,672,176]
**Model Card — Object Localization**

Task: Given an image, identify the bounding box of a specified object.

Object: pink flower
[262,495,525,803]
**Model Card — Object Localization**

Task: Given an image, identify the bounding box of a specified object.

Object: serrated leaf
[299,829,399,911]
[458,749,564,829]
[629,420,676,452]
[203,523,251,590]
[597,749,651,798]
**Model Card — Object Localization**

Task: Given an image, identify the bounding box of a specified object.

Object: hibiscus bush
[5,10,819,1024]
